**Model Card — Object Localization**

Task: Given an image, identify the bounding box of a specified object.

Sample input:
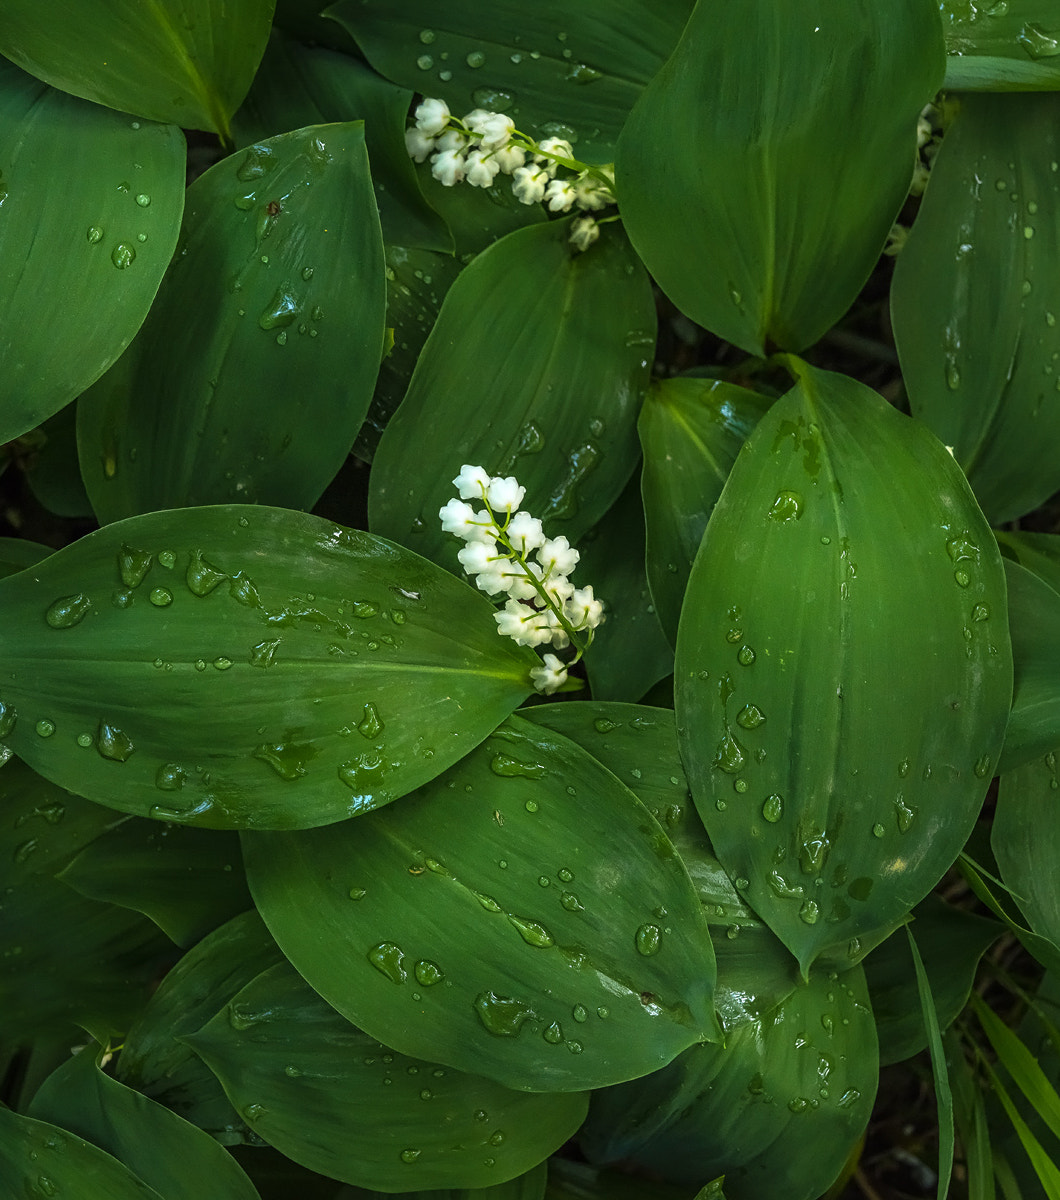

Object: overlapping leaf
[187,959,587,1191]
[328,0,694,162]
[0,0,274,136]
[675,362,1012,973]
[243,714,718,1093]
[0,505,534,829]
[580,965,877,1200]
[639,377,772,644]
[616,0,944,354]
[941,1,1060,89]
[0,61,184,445]
[369,220,654,564]
[78,124,385,521]
[892,91,1060,524]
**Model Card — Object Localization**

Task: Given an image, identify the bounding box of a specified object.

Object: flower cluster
[406,98,616,252]
[439,464,604,693]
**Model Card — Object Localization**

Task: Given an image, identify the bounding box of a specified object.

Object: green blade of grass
[908,925,955,1200]
[973,993,1060,1145]
[982,1059,1060,1200]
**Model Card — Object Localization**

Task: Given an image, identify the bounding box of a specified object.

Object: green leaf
[0,758,171,1049]
[998,560,1060,773]
[58,819,252,946]
[577,472,673,703]
[546,1159,707,1200]
[994,750,1060,958]
[0,1107,166,1200]
[117,910,281,1141]
[187,959,586,1191]
[941,1,1060,90]
[580,964,877,1200]
[616,0,944,355]
[243,714,718,1093]
[959,854,1060,977]
[892,92,1060,525]
[907,926,954,1200]
[998,530,1060,598]
[984,1060,1060,1200]
[0,536,50,577]
[369,219,655,562]
[0,60,185,445]
[0,0,274,137]
[974,994,1060,1147]
[25,403,94,519]
[232,31,450,252]
[950,1027,996,1200]
[28,1044,260,1200]
[338,1164,548,1199]
[864,895,1000,1066]
[675,361,1012,973]
[327,0,694,162]
[0,504,534,829]
[77,124,385,521]
[639,377,772,645]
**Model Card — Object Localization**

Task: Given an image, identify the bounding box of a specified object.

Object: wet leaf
[941,1,1060,90]
[675,361,1012,973]
[0,505,534,829]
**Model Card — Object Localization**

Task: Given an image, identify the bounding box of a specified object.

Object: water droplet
[571,1003,589,1023]
[35,719,55,738]
[416,53,434,69]
[34,1177,57,1197]
[736,703,765,729]
[357,702,383,739]
[474,990,534,1036]
[419,28,435,43]
[872,822,885,838]
[466,49,487,67]
[490,752,545,779]
[111,243,135,269]
[368,941,407,984]
[945,360,961,390]
[508,914,554,947]
[737,645,756,665]
[1019,22,1060,58]
[760,793,784,823]
[213,656,233,671]
[525,799,539,813]
[45,593,91,629]
[954,569,970,588]
[97,721,134,762]
[400,1149,421,1164]
[186,549,227,596]
[713,732,746,774]
[974,754,992,778]
[250,639,280,668]
[237,145,276,181]
[135,193,150,207]
[254,741,315,781]
[635,923,662,955]
[788,1096,809,1113]
[798,900,819,925]
[768,490,802,522]
[259,285,301,331]
[149,587,172,607]
[560,891,582,912]
[895,795,916,833]
[348,886,366,900]
[413,959,443,986]
[557,867,574,882]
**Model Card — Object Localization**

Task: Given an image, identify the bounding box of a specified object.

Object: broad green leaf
[864,895,1000,1065]
[908,927,954,1200]
[994,750,1060,957]
[58,819,252,946]
[0,505,534,829]
[998,560,1060,773]
[577,472,673,703]
[941,2,1060,90]
[546,1159,709,1200]
[523,700,798,1023]
[339,1164,547,1199]
[0,1107,165,1200]
[616,0,944,355]
[327,0,694,162]
[25,403,94,519]
[415,164,546,260]
[0,758,170,1049]
[998,530,1060,597]
[0,0,274,137]
[77,124,385,521]
[580,965,877,1200]
[117,910,280,1141]
[243,714,718,1093]
[28,1045,260,1200]
[233,31,450,252]
[187,959,587,1191]
[0,536,49,577]
[639,377,772,644]
[675,361,1012,973]
[369,220,655,563]
[960,854,1060,977]
[0,61,184,445]
[892,92,1060,524]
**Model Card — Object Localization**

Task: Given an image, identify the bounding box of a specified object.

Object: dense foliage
[2,1,1060,1198]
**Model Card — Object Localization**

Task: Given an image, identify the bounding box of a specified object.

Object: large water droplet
[400,1149,421,1164]
[186,549,227,596]
[368,941,407,984]
[111,243,135,269]
[254,741,315,780]
[508,914,554,947]
[473,990,534,1036]
[490,752,546,778]
[237,145,276,181]
[799,900,820,925]
[414,959,444,986]
[768,491,802,522]
[895,795,916,833]
[762,793,784,823]
[35,719,56,738]
[635,923,662,955]
[737,645,756,666]
[799,827,830,874]
[259,284,301,331]
[736,703,765,729]
[45,593,91,629]
[1019,22,1060,58]
[543,1021,563,1043]
[358,703,383,739]
[97,721,134,762]
[713,732,746,774]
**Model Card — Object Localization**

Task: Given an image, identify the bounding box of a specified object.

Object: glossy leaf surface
[328,0,693,162]
[640,377,772,644]
[341,1165,547,1200]
[0,61,184,445]
[59,819,251,946]
[244,715,717,1093]
[0,536,50,577]
[187,959,587,1190]
[232,32,449,252]
[941,1,1060,89]
[0,0,274,136]
[998,530,1060,598]
[616,0,944,354]
[865,896,1000,1066]
[581,965,877,1200]
[28,1046,260,1200]
[78,124,385,521]
[892,92,1060,524]
[369,220,655,564]
[0,759,169,1047]
[0,505,534,829]
[118,911,280,1140]
[675,362,1012,972]
[0,1107,164,1200]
